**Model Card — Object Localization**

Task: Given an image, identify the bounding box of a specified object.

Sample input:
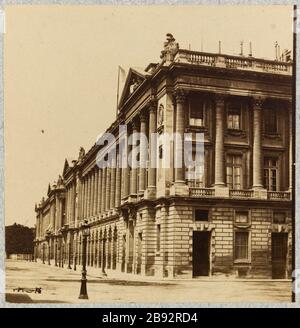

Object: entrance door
[272,233,288,279]
[193,231,210,277]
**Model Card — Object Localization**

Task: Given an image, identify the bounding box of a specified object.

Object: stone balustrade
[174,49,292,75]
[229,189,254,199]
[189,187,291,200]
[189,187,215,197]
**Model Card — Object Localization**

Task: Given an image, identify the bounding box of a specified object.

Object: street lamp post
[54,240,58,266]
[45,233,51,265]
[42,243,45,264]
[74,250,77,271]
[32,245,35,262]
[48,243,51,265]
[79,219,90,300]
[61,244,64,268]
[68,240,72,269]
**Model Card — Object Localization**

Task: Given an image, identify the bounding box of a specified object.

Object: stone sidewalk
[5,260,293,304]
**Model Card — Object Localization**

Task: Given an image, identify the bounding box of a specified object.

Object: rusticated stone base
[35,200,292,280]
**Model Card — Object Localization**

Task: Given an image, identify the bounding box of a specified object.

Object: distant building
[34,35,293,279]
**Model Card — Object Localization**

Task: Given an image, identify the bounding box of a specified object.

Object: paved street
[5,260,292,304]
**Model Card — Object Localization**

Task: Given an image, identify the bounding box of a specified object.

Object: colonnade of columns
[77,105,158,222]
[172,91,292,192]
[65,181,76,226]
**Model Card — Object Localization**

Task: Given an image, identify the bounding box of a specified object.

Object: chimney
[239,41,244,56]
[248,42,252,57]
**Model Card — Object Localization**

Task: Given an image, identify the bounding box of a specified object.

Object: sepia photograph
[2,4,296,306]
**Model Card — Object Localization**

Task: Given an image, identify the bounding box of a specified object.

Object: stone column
[69,186,72,223]
[105,164,111,212]
[93,169,98,216]
[71,184,74,224]
[85,177,89,218]
[252,97,264,189]
[115,152,121,207]
[214,95,225,187]
[65,187,69,224]
[83,177,87,218]
[68,185,71,224]
[82,177,86,219]
[88,173,92,217]
[101,168,106,213]
[110,156,116,210]
[97,169,102,214]
[90,171,95,217]
[130,121,138,196]
[75,173,81,226]
[139,112,147,193]
[56,197,60,230]
[85,175,89,218]
[94,234,98,267]
[69,185,72,224]
[174,90,186,183]
[54,196,59,232]
[122,128,130,200]
[288,101,293,192]
[102,232,107,274]
[170,91,189,196]
[71,185,74,223]
[145,101,157,198]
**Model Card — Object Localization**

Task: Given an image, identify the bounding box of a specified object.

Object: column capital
[149,97,157,112]
[286,98,292,109]
[173,89,187,104]
[130,118,139,131]
[214,93,226,106]
[252,96,265,109]
[139,110,147,123]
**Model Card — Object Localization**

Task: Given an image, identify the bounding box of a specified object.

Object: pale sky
[4,5,293,227]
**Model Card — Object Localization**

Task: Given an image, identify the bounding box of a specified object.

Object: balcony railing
[229,189,254,199]
[267,191,291,200]
[174,49,292,75]
[189,187,215,197]
[189,187,291,200]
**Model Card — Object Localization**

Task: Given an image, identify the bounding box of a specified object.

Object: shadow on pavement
[6,293,69,304]
[6,293,33,303]
[46,278,175,287]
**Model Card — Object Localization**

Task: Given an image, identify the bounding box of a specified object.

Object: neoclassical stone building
[34,35,293,279]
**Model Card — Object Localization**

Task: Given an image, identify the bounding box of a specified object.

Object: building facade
[34,35,293,279]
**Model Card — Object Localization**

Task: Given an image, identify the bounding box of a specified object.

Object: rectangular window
[186,150,205,187]
[264,157,278,191]
[264,108,278,134]
[235,211,249,224]
[156,224,161,252]
[189,96,208,127]
[195,209,209,221]
[234,231,249,260]
[227,103,241,129]
[226,154,242,189]
[273,212,286,224]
